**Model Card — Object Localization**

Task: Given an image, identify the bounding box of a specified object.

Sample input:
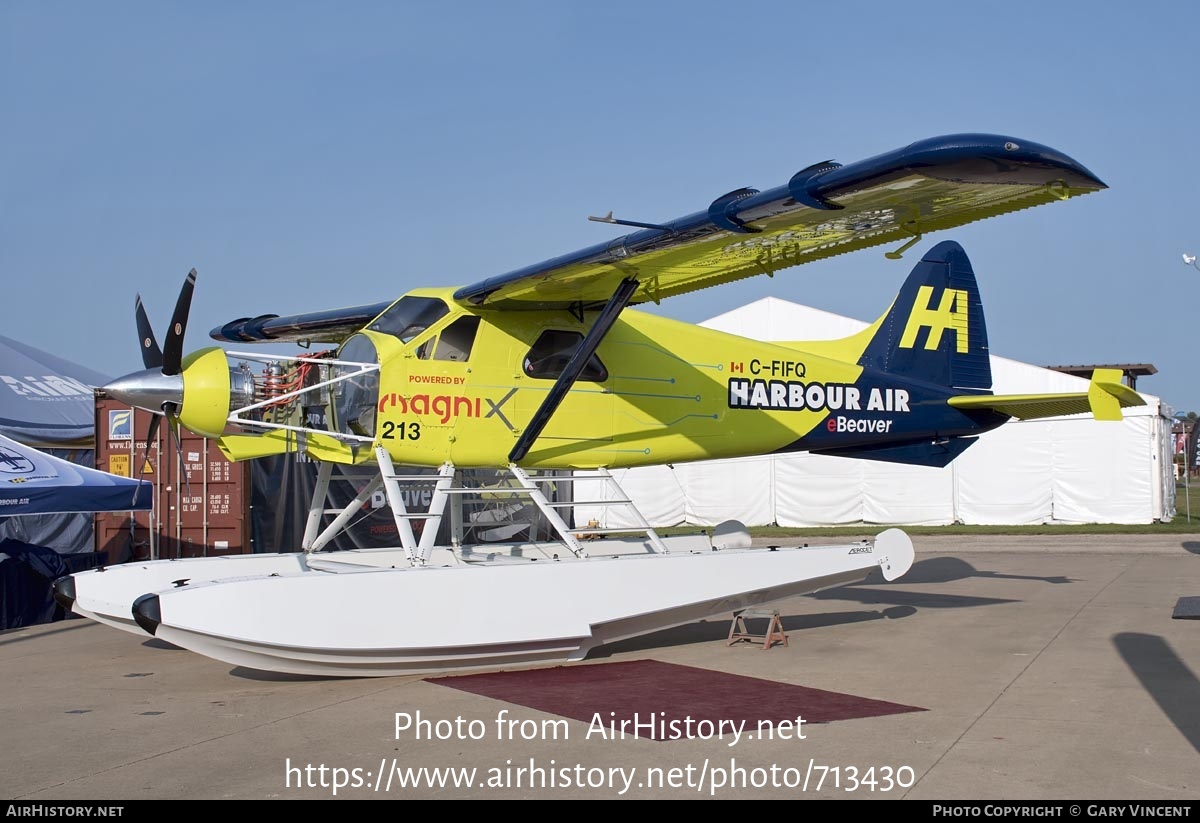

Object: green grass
[644,476,1200,538]
[1175,473,1199,528]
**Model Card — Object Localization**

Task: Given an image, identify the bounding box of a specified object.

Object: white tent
[577,298,1175,528]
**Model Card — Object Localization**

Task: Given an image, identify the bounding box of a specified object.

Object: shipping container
[94,394,250,561]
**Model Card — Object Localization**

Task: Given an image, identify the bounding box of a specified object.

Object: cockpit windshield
[367,297,449,344]
[331,334,381,438]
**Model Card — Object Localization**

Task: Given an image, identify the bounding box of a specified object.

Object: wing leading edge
[454,133,1105,310]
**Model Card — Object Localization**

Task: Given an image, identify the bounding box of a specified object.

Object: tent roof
[0,432,151,515]
[0,335,110,448]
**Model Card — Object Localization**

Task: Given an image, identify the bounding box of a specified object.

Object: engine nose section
[104,368,184,412]
[175,347,238,439]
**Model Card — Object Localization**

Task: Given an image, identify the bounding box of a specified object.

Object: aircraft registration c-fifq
[72,132,1128,677]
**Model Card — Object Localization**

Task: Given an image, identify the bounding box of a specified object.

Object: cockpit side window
[523,330,608,382]
[432,316,481,362]
[367,297,449,343]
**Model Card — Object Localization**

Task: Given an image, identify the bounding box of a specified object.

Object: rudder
[858,240,991,391]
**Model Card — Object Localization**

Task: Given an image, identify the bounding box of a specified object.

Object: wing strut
[508,277,640,464]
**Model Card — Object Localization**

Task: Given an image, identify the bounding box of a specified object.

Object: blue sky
[4,2,1199,414]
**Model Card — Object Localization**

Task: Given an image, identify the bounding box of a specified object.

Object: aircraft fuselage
[334,288,1004,470]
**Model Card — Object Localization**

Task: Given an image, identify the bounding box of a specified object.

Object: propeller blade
[162,269,196,376]
[135,294,164,370]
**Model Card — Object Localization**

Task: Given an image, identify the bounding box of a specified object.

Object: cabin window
[415,315,482,361]
[522,330,608,382]
[431,316,481,362]
[367,297,449,343]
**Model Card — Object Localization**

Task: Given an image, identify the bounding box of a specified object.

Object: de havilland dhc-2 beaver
[54,134,1142,676]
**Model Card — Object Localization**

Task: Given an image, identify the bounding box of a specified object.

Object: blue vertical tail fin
[858,240,991,391]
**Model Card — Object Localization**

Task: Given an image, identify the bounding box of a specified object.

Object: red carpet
[428,660,924,741]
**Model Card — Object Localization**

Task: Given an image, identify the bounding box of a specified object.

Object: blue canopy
[0,335,110,448]
[0,433,151,514]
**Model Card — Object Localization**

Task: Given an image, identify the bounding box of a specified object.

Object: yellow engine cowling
[177,347,245,439]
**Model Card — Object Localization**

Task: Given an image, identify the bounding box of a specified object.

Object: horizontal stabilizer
[814,437,977,468]
[948,369,1145,421]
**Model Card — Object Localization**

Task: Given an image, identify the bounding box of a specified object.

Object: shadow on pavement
[141,638,184,650]
[1112,632,1200,754]
[0,619,92,647]
[861,556,1073,586]
[807,556,1061,610]
[229,667,356,683]
[588,605,917,658]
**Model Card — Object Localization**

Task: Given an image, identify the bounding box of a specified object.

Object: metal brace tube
[306,474,383,553]
[376,447,419,564]
[418,463,457,562]
[301,461,335,550]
